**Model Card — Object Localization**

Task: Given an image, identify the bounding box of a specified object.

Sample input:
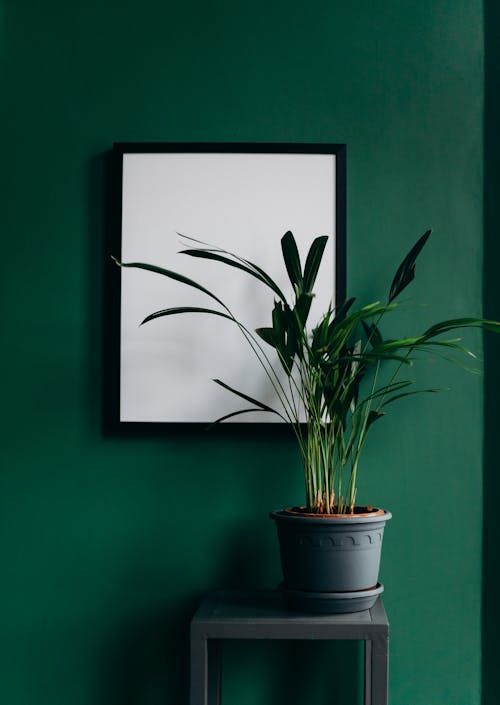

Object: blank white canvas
[120,152,336,422]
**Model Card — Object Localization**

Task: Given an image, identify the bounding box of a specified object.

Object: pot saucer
[280,582,384,614]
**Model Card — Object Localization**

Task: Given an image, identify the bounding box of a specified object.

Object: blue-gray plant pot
[270,508,392,612]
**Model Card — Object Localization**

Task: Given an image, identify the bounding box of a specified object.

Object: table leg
[364,635,389,705]
[364,640,372,705]
[207,640,221,705]
[190,629,221,705]
[190,629,206,705]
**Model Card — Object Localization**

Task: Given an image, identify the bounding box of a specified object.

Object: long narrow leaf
[334,301,399,331]
[209,407,272,426]
[180,248,287,302]
[212,378,286,420]
[270,301,294,373]
[366,409,386,430]
[294,292,314,327]
[382,388,442,407]
[362,320,383,347]
[333,297,356,323]
[281,231,303,290]
[303,235,328,292]
[362,352,414,364]
[311,298,355,353]
[255,326,280,348]
[388,229,431,302]
[112,257,226,308]
[358,380,413,406]
[179,233,288,302]
[324,303,399,358]
[372,336,426,351]
[417,340,477,358]
[370,380,413,397]
[312,307,335,352]
[141,306,234,326]
[423,317,500,338]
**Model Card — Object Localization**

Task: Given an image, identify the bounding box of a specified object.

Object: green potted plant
[114,229,499,612]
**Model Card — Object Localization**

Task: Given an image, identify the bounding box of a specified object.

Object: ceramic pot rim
[285,506,385,518]
[270,507,392,524]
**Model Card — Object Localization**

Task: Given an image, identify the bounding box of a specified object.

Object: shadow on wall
[84,151,115,439]
[483,2,500,703]
[97,599,195,705]
[95,525,361,705]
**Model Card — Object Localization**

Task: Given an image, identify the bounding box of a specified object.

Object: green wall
[1,2,485,703]
[482,1,499,703]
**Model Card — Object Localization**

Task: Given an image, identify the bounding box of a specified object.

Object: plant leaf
[333,297,356,324]
[179,233,290,303]
[418,340,477,358]
[323,302,398,359]
[272,300,287,347]
[112,257,226,309]
[208,407,271,426]
[373,336,425,351]
[255,327,280,348]
[382,388,442,407]
[281,231,303,291]
[388,229,431,302]
[294,291,314,328]
[360,380,413,405]
[423,317,500,338]
[180,248,287,302]
[140,306,234,326]
[366,409,386,430]
[362,320,383,347]
[212,379,286,420]
[311,298,355,354]
[268,301,294,373]
[358,352,414,364]
[303,235,328,292]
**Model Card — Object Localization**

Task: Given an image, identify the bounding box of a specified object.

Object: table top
[191,591,388,640]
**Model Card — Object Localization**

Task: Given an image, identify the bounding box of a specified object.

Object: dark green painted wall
[482,2,499,704]
[1,2,485,703]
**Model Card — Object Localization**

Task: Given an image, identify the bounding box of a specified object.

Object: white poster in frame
[114,143,346,424]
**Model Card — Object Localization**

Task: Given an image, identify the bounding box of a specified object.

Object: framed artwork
[113,143,346,424]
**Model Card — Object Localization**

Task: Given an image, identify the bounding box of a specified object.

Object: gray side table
[190,591,389,705]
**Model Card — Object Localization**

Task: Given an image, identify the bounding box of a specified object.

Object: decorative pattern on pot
[297,531,383,549]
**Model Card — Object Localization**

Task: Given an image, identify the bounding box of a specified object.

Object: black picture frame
[108,142,346,429]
